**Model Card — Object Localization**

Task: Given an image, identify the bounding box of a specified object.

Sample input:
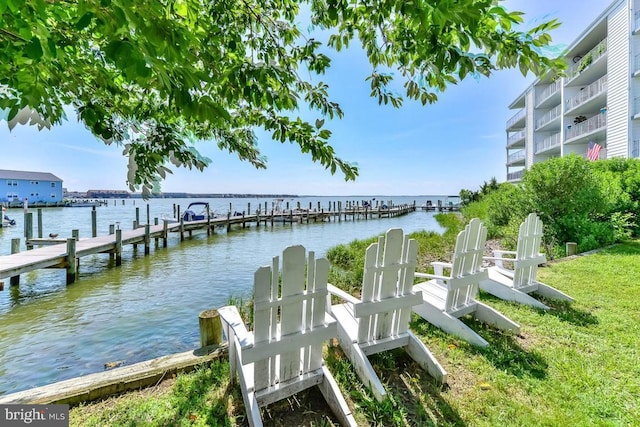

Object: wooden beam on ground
[0,344,228,406]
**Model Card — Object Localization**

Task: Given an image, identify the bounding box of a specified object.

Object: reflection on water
[0,196,449,395]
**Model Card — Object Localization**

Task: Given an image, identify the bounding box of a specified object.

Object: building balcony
[506,108,526,130]
[634,54,640,77]
[507,169,524,182]
[507,149,526,165]
[535,132,562,154]
[632,97,640,119]
[507,129,526,147]
[632,140,640,158]
[634,11,640,35]
[566,38,607,84]
[535,104,562,131]
[565,113,607,143]
[565,75,607,115]
[535,80,562,108]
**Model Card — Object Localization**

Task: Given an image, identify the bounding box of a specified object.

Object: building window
[51,182,56,188]
[51,193,56,198]
[7,180,17,186]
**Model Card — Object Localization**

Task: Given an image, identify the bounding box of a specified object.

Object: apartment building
[506,0,640,182]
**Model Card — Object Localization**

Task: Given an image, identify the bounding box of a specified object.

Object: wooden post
[115,229,122,266]
[154,217,159,245]
[109,224,115,234]
[179,217,185,241]
[144,224,150,255]
[146,204,150,225]
[206,207,211,236]
[226,212,231,232]
[37,208,43,238]
[66,237,77,284]
[199,309,222,347]
[173,203,176,218]
[177,205,181,222]
[162,219,168,247]
[566,242,577,256]
[10,238,20,286]
[135,207,140,226]
[91,207,97,237]
[24,212,33,240]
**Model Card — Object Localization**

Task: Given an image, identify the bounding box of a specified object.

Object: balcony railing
[535,132,561,153]
[634,97,640,116]
[507,170,525,181]
[565,113,607,141]
[635,54,640,75]
[506,108,526,129]
[536,104,562,130]
[632,140,640,158]
[565,75,607,112]
[566,38,607,81]
[636,11,640,33]
[535,80,561,106]
[508,149,525,164]
[507,129,526,146]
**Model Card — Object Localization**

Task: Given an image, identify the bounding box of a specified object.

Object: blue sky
[0,0,610,196]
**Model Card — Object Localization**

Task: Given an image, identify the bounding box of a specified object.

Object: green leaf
[25,38,43,60]
[75,12,94,30]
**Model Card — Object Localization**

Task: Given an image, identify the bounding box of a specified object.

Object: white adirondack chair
[412,218,520,348]
[480,213,574,309]
[218,245,357,427]
[327,228,447,402]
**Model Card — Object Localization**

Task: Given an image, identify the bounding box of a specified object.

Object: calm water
[0,196,453,395]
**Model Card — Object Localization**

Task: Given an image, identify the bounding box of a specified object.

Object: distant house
[0,169,63,203]
[86,189,130,199]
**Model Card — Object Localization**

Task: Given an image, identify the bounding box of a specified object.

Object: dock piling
[199,309,222,347]
[10,238,20,286]
[37,209,43,238]
[91,207,97,237]
[115,229,122,266]
[66,238,77,284]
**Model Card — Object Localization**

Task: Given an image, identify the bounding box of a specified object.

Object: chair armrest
[218,305,253,349]
[430,261,452,277]
[493,250,516,257]
[484,256,514,261]
[414,272,450,282]
[327,283,360,305]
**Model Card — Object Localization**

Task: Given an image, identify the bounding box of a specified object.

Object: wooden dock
[0,203,416,288]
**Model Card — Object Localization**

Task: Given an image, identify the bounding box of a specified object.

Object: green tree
[1,0,564,194]
[518,155,612,252]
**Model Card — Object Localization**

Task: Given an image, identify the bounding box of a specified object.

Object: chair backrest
[250,245,332,392]
[356,228,421,344]
[512,213,547,290]
[445,218,488,312]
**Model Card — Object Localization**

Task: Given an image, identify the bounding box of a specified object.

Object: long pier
[0,202,416,288]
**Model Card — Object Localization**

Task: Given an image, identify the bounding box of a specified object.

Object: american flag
[587,141,603,161]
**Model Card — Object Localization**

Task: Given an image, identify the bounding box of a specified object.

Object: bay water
[0,195,454,395]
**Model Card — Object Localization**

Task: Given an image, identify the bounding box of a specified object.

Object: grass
[69,238,640,426]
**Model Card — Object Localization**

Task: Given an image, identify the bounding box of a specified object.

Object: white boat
[182,202,217,222]
[270,198,303,222]
[1,206,16,228]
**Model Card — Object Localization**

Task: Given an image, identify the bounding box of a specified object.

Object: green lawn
[70,241,640,426]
